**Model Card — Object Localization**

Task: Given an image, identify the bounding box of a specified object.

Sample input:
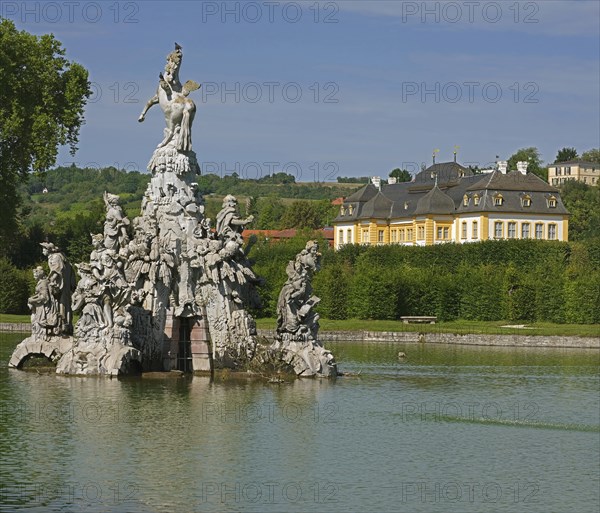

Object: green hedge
[250,238,600,325]
[0,259,32,314]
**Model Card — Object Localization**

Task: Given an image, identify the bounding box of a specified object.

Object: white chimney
[497,161,508,174]
[516,161,529,175]
[371,176,381,190]
[388,177,397,184]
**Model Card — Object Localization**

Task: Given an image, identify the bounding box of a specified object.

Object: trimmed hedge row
[252,238,600,324]
[3,238,599,324]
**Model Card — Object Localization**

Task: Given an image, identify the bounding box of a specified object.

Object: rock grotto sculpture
[9,44,336,378]
[273,241,337,377]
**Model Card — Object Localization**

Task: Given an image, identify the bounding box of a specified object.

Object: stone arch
[8,336,70,370]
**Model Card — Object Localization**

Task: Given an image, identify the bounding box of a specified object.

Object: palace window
[391,230,397,243]
[436,227,449,240]
[508,222,516,239]
[378,230,384,243]
[522,195,531,207]
[399,229,405,242]
[493,194,504,206]
[347,229,352,243]
[417,226,425,240]
[473,194,480,206]
[548,224,557,240]
[494,221,503,239]
[407,228,414,241]
[461,222,467,239]
[556,167,562,175]
[362,229,369,244]
[338,230,344,244]
[547,196,557,208]
[522,223,530,239]
[472,221,478,239]
[535,223,543,239]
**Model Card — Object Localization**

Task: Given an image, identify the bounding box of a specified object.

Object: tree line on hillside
[0,164,341,270]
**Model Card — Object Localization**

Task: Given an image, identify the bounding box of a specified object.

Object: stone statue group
[11,44,336,378]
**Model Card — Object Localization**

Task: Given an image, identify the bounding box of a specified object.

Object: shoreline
[257,329,600,349]
[2,324,598,349]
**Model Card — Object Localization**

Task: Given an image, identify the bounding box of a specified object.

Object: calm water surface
[1,332,599,513]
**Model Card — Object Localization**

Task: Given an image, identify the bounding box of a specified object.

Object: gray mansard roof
[333,165,568,223]
[414,185,455,215]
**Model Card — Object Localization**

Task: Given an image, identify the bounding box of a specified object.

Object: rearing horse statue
[138,43,200,152]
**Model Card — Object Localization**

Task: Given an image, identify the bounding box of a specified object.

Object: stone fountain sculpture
[273,241,337,377]
[9,44,336,378]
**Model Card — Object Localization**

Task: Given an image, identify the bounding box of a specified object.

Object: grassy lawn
[0,314,31,324]
[2,314,598,337]
[254,317,600,337]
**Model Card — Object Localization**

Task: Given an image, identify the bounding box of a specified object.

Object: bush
[0,259,30,314]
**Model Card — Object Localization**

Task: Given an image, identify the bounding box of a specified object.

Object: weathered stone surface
[8,45,313,378]
[8,335,69,369]
[274,241,338,377]
[56,342,141,376]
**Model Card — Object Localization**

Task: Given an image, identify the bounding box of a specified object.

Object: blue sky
[5,0,600,181]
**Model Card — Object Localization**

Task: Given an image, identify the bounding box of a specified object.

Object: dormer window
[348,204,354,215]
[473,194,480,206]
[522,195,532,207]
[463,194,469,206]
[493,193,504,206]
[547,196,557,208]
[340,206,346,216]
[404,202,409,210]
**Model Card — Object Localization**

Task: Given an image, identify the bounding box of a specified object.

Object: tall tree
[0,19,90,252]
[581,148,600,164]
[507,147,546,180]
[555,147,578,163]
[389,168,412,182]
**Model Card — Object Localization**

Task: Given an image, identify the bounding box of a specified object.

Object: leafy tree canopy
[555,147,578,163]
[507,147,547,180]
[389,168,412,182]
[0,19,91,247]
[581,148,600,164]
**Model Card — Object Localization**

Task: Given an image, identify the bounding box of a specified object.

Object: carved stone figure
[103,192,130,252]
[138,43,200,151]
[274,241,337,377]
[28,267,59,337]
[72,263,105,336]
[41,242,76,335]
[216,195,254,244]
[11,45,325,378]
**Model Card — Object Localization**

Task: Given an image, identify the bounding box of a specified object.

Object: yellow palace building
[333,161,569,249]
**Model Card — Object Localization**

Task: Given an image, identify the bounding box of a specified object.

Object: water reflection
[1,333,598,513]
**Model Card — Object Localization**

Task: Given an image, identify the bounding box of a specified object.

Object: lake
[1,332,598,513]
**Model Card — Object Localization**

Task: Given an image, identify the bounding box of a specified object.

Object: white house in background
[547,160,600,186]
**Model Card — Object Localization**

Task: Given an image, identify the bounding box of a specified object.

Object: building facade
[333,162,569,249]
[547,160,600,186]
